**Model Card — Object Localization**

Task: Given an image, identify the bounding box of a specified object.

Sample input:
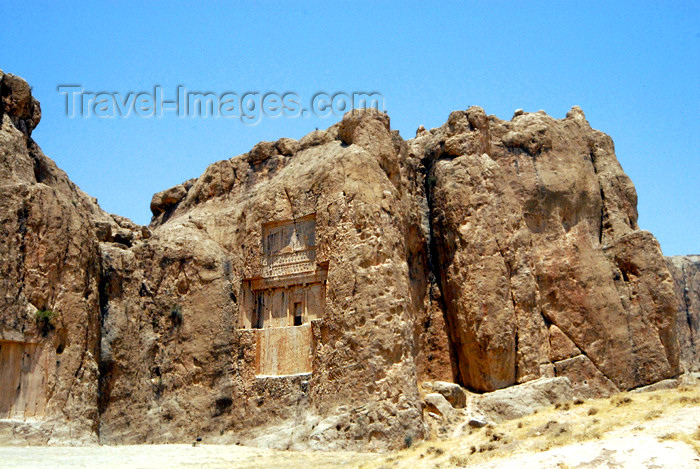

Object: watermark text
[58,85,384,124]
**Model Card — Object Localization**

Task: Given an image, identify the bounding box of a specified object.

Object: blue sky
[3,1,698,255]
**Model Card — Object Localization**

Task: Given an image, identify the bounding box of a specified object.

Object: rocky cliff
[0,71,689,449]
[412,107,680,397]
[0,70,146,443]
[666,256,700,372]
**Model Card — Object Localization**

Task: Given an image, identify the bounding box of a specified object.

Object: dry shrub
[611,396,633,406]
[449,454,470,466]
[660,432,700,456]
[425,446,444,456]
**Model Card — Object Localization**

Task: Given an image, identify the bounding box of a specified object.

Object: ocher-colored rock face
[666,256,700,372]
[0,70,687,449]
[98,110,427,449]
[0,72,104,443]
[0,72,41,136]
[414,107,680,393]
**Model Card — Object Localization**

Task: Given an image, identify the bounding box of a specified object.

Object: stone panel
[262,216,317,278]
[0,341,47,419]
[254,324,314,375]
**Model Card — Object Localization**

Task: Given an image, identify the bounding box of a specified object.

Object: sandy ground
[3,424,699,469]
[2,386,700,468]
[467,435,699,468]
[0,444,376,468]
[3,435,698,469]
[463,407,700,468]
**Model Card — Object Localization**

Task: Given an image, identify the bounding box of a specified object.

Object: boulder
[247,141,278,164]
[424,393,456,419]
[275,137,298,156]
[297,129,333,151]
[629,378,680,394]
[422,381,467,408]
[94,220,113,242]
[150,184,188,215]
[0,72,41,136]
[467,418,488,428]
[478,377,573,422]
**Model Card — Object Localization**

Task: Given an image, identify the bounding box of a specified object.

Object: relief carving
[240,214,327,375]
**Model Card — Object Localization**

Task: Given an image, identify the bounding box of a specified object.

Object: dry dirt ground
[2,384,699,468]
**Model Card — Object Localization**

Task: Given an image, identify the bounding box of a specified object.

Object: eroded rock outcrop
[0,70,688,449]
[666,255,700,372]
[411,107,680,395]
[0,71,105,443]
[98,108,427,449]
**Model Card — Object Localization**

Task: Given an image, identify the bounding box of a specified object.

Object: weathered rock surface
[0,71,125,444]
[666,255,700,371]
[424,393,457,419]
[477,377,573,422]
[421,381,467,408]
[98,108,427,450]
[413,106,680,393]
[553,354,619,398]
[0,70,690,449]
[548,324,580,362]
[0,71,41,136]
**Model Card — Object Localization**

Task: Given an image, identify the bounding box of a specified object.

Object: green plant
[35,309,56,336]
[404,434,413,448]
[35,309,54,321]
